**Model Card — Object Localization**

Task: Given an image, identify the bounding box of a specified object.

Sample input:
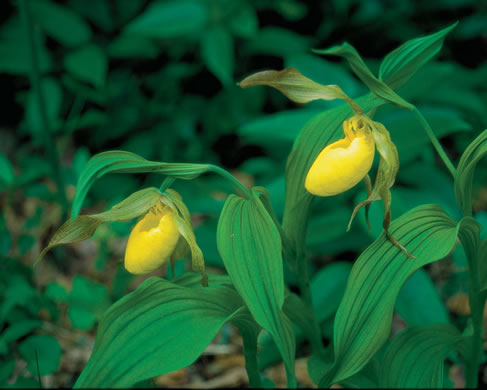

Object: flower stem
[295,251,325,356]
[19,0,68,219]
[207,165,253,199]
[465,249,485,388]
[413,107,457,179]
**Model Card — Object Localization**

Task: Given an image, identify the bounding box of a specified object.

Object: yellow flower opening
[124,202,180,275]
[305,114,375,196]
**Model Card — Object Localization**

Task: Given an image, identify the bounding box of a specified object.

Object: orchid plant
[37,22,486,388]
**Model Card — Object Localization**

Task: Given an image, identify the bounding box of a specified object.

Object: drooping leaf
[313,43,413,110]
[30,0,92,47]
[74,276,247,388]
[378,324,466,388]
[454,129,487,216]
[72,151,210,218]
[379,22,458,90]
[123,0,209,39]
[239,67,350,104]
[35,187,163,264]
[201,26,234,87]
[319,204,471,387]
[217,187,296,386]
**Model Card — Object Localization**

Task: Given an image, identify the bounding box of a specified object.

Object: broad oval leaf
[64,44,108,89]
[319,204,470,387]
[378,324,466,388]
[379,22,458,90]
[217,187,296,386]
[454,129,487,216]
[75,276,247,388]
[72,151,210,218]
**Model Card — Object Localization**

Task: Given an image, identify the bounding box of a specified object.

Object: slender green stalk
[295,251,325,356]
[159,177,175,193]
[465,248,485,388]
[207,164,253,199]
[240,332,262,388]
[413,107,457,179]
[19,0,68,219]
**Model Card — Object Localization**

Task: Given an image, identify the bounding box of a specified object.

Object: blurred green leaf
[0,359,15,384]
[75,276,246,388]
[0,320,42,356]
[30,0,92,47]
[201,26,234,87]
[395,268,449,326]
[25,77,62,137]
[124,0,209,39]
[64,44,108,89]
[108,35,160,59]
[319,204,469,387]
[68,275,111,330]
[18,335,61,376]
[238,109,320,148]
[244,27,313,56]
[0,153,14,188]
[44,282,68,303]
[227,1,258,38]
[310,262,352,323]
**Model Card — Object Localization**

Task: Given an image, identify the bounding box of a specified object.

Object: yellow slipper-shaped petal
[124,205,180,275]
[305,117,375,196]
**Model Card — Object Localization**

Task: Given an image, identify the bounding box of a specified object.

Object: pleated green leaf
[217,188,296,386]
[312,43,413,110]
[74,276,248,388]
[319,204,470,387]
[379,22,458,90]
[282,93,384,269]
[36,187,162,265]
[378,324,466,388]
[454,129,487,216]
[72,151,210,218]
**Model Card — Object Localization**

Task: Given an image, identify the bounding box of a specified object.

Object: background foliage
[1,0,486,387]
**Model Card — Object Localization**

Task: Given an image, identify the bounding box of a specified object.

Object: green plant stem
[19,0,68,220]
[159,177,175,193]
[207,165,253,199]
[295,251,325,356]
[465,250,485,388]
[240,331,262,388]
[413,107,457,179]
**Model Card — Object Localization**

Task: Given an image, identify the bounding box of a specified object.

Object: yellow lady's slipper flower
[124,203,180,275]
[305,114,375,196]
